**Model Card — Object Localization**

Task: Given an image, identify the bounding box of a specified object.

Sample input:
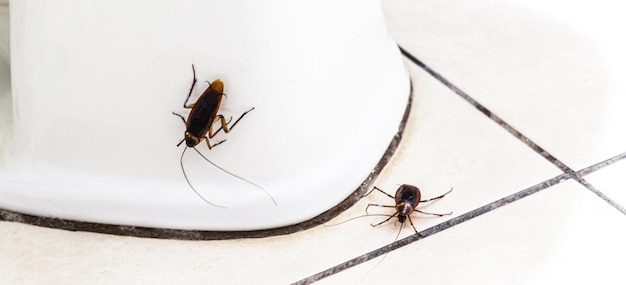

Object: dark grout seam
[399,46,626,216]
[292,173,571,285]
[577,178,626,215]
[399,46,573,174]
[577,151,626,177]
[294,152,626,284]
[295,47,626,285]
[0,76,415,241]
[574,151,626,214]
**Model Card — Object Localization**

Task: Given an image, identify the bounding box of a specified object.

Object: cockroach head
[397,213,407,223]
[184,132,202,147]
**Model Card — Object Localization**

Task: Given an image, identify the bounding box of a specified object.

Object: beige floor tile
[383,0,626,170]
[355,62,561,236]
[319,180,626,284]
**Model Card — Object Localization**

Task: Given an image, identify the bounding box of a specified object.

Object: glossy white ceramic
[0,0,410,230]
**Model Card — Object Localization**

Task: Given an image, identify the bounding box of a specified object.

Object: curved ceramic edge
[1,0,408,230]
[0,81,413,240]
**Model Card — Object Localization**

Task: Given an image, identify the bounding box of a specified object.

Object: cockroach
[363,185,452,277]
[325,184,453,279]
[172,64,277,207]
[365,184,453,234]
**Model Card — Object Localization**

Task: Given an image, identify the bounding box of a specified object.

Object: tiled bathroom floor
[2,0,626,284]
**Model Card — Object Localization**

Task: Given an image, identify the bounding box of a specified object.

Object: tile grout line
[398,46,626,215]
[293,47,626,285]
[292,173,571,285]
[577,178,626,215]
[574,151,626,215]
[398,46,573,174]
[577,151,626,177]
[294,151,625,284]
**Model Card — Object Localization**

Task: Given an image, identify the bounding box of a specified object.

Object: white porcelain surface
[0,4,9,151]
[2,0,626,284]
[0,0,409,230]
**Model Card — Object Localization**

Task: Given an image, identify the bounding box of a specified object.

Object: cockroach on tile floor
[172,64,277,207]
[365,184,453,235]
[328,184,453,278]
[326,184,452,234]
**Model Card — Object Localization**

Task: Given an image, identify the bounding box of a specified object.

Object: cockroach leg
[419,187,453,203]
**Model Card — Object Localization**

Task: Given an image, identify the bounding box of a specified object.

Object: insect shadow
[172,64,277,208]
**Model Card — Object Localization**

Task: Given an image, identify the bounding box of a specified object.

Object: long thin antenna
[180,147,227,208]
[191,147,278,206]
[363,222,405,281]
[323,214,396,227]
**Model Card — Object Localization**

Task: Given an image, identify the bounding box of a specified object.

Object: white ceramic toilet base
[0,89,412,239]
[0,1,411,231]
